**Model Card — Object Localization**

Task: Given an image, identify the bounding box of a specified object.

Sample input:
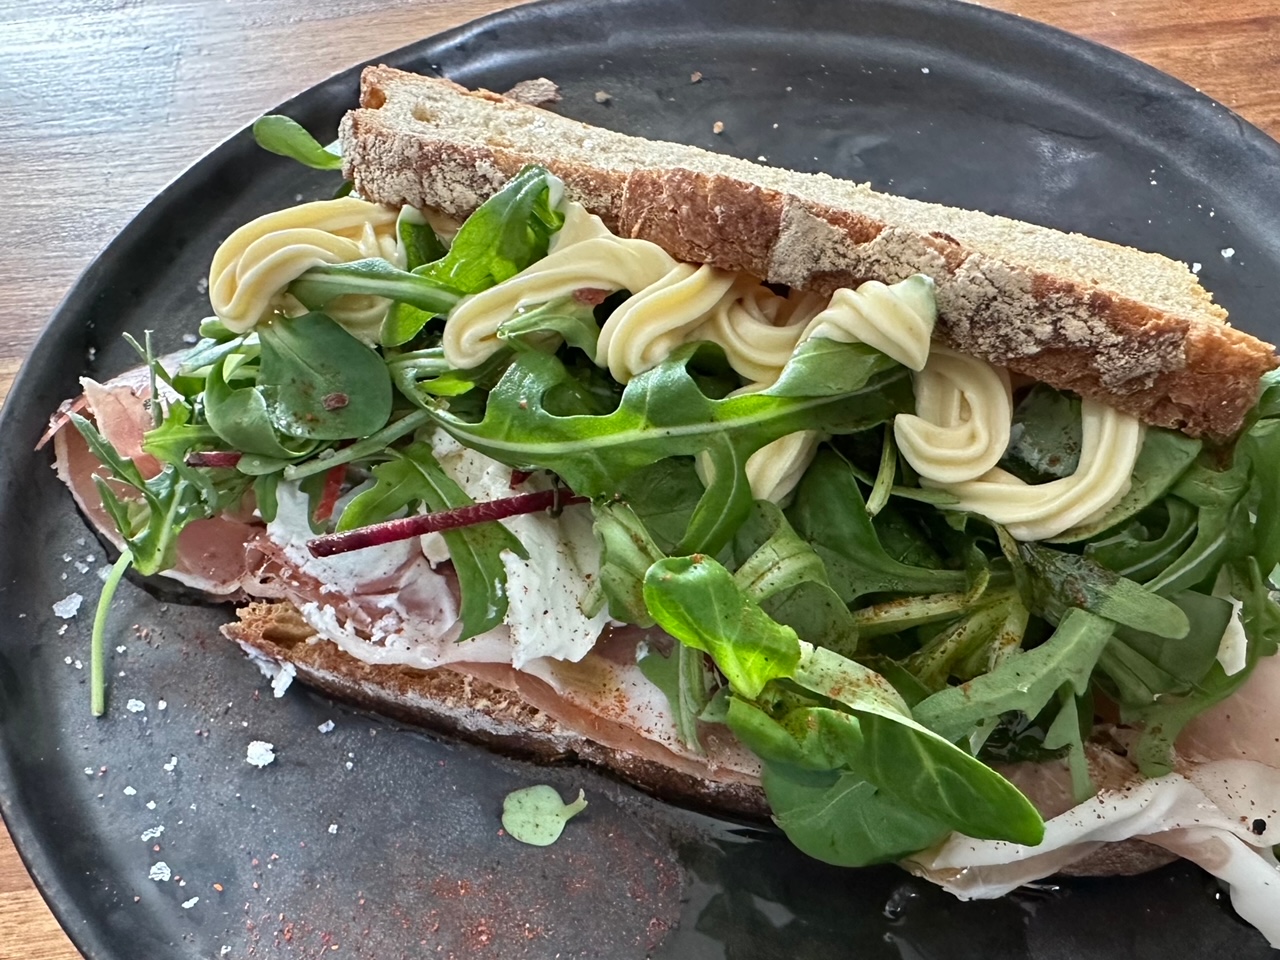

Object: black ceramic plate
[3,0,1279,957]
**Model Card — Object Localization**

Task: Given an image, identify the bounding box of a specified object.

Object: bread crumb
[503,78,562,107]
[690,71,703,83]
[594,90,611,104]
[712,121,724,135]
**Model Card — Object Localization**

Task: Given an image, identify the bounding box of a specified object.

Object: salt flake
[123,786,137,796]
[317,720,335,734]
[140,825,165,841]
[126,699,146,713]
[181,896,199,909]
[53,594,84,619]
[148,862,171,882]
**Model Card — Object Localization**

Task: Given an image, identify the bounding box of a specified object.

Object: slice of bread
[339,66,1278,439]
[223,598,1173,877]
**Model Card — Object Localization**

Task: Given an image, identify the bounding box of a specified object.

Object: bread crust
[339,66,1278,440]
[222,600,769,820]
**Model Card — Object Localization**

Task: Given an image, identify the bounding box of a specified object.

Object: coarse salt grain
[317,720,335,734]
[126,699,146,713]
[52,594,83,619]
[163,756,177,772]
[328,824,338,835]
[141,826,165,841]
[1222,247,1235,258]
[146,801,157,810]
[181,896,199,909]
[157,700,167,711]
[123,786,137,796]
[148,862,171,882]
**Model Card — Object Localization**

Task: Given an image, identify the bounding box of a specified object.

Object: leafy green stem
[92,549,134,717]
[282,408,432,481]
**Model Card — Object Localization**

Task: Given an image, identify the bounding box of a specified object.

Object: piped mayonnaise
[895,345,1013,484]
[210,197,402,338]
[916,397,1143,541]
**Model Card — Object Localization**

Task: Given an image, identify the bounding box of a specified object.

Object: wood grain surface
[1,0,1278,956]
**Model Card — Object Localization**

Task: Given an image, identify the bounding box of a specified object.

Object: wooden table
[1,0,1277,956]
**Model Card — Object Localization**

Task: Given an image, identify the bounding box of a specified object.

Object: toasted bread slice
[339,66,1278,439]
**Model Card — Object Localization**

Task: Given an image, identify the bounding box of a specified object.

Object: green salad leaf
[643,554,1043,862]
[644,556,802,699]
[913,607,1115,745]
[637,641,713,753]
[501,785,588,846]
[788,450,967,601]
[257,312,394,440]
[251,115,343,170]
[428,341,907,555]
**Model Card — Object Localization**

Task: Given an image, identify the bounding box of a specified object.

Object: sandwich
[48,66,1280,945]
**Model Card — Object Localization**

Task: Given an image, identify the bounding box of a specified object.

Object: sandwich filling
[52,153,1280,944]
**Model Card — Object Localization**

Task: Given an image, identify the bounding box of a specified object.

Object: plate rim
[4,1,1280,957]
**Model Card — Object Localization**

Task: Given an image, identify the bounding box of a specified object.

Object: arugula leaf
[1095,589,1233,708]
[729,501,832,602]
[788,450,967,602]
[1143,458,1252,595]
[257,312,393,440]
[614,459,704,555]
[398,212,446,270]
[1084,498,1198,583]
[913,608,1115,744]
[644,556,802,699]
[1240,413,1280,576]
[71,414,248,576]
[1018,542,1189,638]
[429,341,907,555]
[204,355,313,459]
[497,297,600,357]
[336,441,525,639]
[904,598,1019,691]
[252,115,343,170]
[727,500,858,654]
[139,397,223,465]
[1127,560,1280,776]
[291,258,461,322]
[1041,686,1093,803]
[637,642,713,754]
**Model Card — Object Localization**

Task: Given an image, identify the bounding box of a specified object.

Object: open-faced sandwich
[47,67,1280,945]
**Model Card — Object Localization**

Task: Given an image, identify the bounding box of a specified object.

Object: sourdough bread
[222,599,1172,877]
[339,66,1278,439]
